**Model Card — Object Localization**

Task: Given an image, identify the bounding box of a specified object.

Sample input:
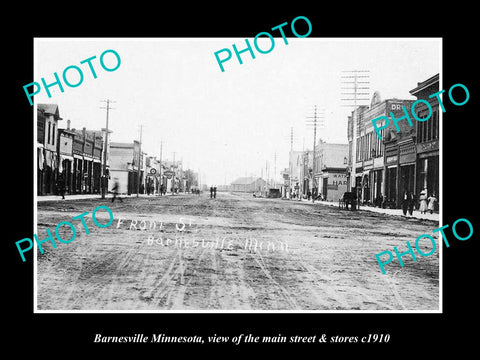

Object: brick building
[347,93,414,207]
[314,140,349,202]
[71,128,103,194]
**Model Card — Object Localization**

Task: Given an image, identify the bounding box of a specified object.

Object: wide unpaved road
[36,192,439,311]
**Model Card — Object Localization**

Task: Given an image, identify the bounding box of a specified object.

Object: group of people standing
[402,188,437,216]
[209,186,217,198]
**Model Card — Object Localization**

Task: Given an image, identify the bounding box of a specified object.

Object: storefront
[319,170,348,202]
[37,144,45,196]
[416,140,439,210]
[410,73,440,212]
[371,168,383,206]
[43,149,57,194]
[58,155,73,194]
[398,138,416,201]
[72,154,82,194]
[384,147,398,208]
[57,128,75,194]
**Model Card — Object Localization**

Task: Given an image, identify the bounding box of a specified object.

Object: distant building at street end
[288,150,313,197]
[109,141,142,195]
[230,177,267,193]
[314,140,349,202]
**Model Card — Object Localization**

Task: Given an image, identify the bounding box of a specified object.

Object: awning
[60,154,74,161]
[44,150,52,167]
[37,148,44,170]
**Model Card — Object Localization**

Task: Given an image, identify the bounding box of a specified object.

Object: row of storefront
[37,103,109,196]
[37,103,198,197]
[347,73,440,210]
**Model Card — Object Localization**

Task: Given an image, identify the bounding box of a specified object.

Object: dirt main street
[36,192,440,311]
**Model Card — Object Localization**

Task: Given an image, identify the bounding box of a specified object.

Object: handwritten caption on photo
[117,216,290,253]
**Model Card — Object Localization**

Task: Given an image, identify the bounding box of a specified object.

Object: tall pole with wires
[290,127,293,194]
[341,70,370,193]
[158,140,163,196]
[274,151,277,189]
[100,99,115,199]
[136,124,143,198]
[306,105,325,198]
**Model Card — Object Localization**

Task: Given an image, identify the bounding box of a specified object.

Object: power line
[305,105,325,194]
[136,124,143,197]
[341,70,371,191]
[99,99,115,199]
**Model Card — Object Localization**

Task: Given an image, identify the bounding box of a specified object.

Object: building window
[47,122,51,145]
[369,133,377,157]
[362,135,366,161]
[52,124,55,146]
[427,113,432,141]
[417,118,423,143]
[432,110,438,140]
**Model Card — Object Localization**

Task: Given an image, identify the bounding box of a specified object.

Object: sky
[34,38,441,186]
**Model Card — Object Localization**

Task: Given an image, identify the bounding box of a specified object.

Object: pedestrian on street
[408,191,415,216]
[419,189,428,214]
[56,175,66,200]
[210,186,213,198]
[112,178,123,203]
[402,190,409,216]
[427,193,437,214]
[213,186,217,199]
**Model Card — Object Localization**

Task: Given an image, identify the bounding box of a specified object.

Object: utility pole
[265,160,268,191]
[158,140,163,196]
[274,151,277,189]
[341,70,370,193]
[198,168,201,190]
[172,151,176,194]
[245,170,247,193]
[306,105,325,198]
[100,99,115,199]
[290,127,293,195]
[136,124,143,197]
[181,156,184,193]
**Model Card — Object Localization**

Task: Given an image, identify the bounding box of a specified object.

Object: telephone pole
[306,105,325,197]
[136,124,143,197]
[341,70,370,192]
[100,99,115,199]
[290,127,293,195]
[159,140,163,196]
[172,151,176,194]
[274,151,277,189]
